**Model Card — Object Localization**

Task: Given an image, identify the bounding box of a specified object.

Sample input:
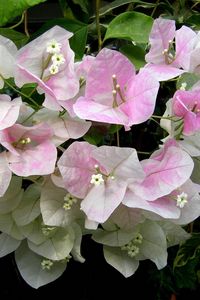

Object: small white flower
[52,53,65,66]
[180,82,187,91]
[49,64,59,75]
[121,240,140,258]
[90,173,104,186]
[133,233,143,244]
[63,193,77,210]
[46,39,62,54]
[176,192,188,208]
[41,259,54,270]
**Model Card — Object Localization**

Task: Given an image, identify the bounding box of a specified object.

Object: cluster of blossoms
[0,19,200,288]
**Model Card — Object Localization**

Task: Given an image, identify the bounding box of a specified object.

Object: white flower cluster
[121,233,143,258]
[46,39,65,75]
[63,193,77,210]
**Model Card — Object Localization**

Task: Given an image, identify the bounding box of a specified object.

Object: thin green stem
[96,0,102,51]
[2,77,41,110]
[150,117,161,126]
[137,151,151,155]
[21,110,38,124]
[24,10,30,38]
[116,130,120,147]
[9,12,25,29]
[151,0,160,17]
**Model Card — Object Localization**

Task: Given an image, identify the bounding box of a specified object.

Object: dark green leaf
[0,28,29,48]
[0,0,47,26]
[120,44,146,70]
[186,14,200,29]
[176,73,200,91]
[72,0,89,14]
[104,12,153,43]
[98,0,155,17]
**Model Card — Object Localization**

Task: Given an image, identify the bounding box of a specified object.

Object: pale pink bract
[0,123,57,176]
[73,48,159,127]
[14,26,79,111]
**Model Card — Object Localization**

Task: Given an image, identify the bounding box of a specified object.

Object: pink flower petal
[81,178,127,223]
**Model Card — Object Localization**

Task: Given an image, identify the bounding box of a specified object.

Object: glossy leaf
[0,0,47,26]
[104,12,153,43]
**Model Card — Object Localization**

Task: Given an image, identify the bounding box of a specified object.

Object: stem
[96,0,102,51]
[21,110,38,124]
[2,77,41,110]
[191,2,199,10]
[116,130,120,147]
[9,12,25,29]
[150,117,161,127]
[151,0,160,17]
[24,10,30,37]
[137,151,151,155]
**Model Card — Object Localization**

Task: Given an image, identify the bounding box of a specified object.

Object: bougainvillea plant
[0,0,200,297]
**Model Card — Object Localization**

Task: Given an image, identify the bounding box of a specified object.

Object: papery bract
[145,18,196,81]
[0,152,12,197]
[0,95,22,130]
[0,35,17,88]
[172,89,200,135]
[0,123,57,176]
[74,48,159,127]
[15,26,79,111]
[58,141,145,223]
[57,141,98,198]
[33,108,91,146]
[123,141,194,218]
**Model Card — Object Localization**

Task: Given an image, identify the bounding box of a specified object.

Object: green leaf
[108,124,123,134]
[33,18,88,60]
[0,233,21,257]
[28,227,75,260]
[15,241,67,289]
[186,14,200,29]
[0,0,47,26]
[176,72,200,90]
[72,0,89,14]
[83,125,106,145]
[13,184,41,226]
[104,12,153,43]
[120,44,146,70]
[174,233,200,268]
[103,245,139,277]
[0,28,29,48]
[98,0,155,17]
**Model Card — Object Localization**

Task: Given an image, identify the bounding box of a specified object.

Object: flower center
[121,233,143,258]
[112,74,126,107]
[41,259,54,270]
[176,192,188,208]
[90,164,115,186]
[162,40,176,64]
